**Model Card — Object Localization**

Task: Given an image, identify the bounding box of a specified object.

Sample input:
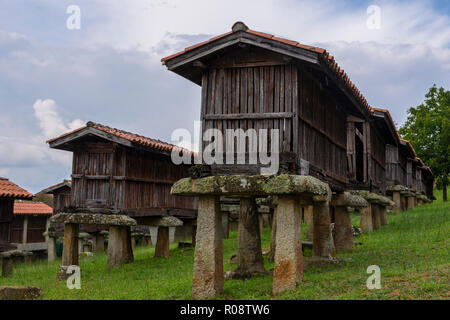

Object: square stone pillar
[371,204,381,229]
[313,201,335,258]
[131,235,136,249]
[93,234,105,252]
[379,206,388,225]
[154,226,170,258]
[304,205,314,241]
[269,204,277,263]
[1,257,14,277]
[221,211,229,239]
[61,223,79,267]
[407,196,415,210]
[57,223,79,279]
[272,196,302,295]
[360,205,373,233]
[192,196,223,299]
[47,236,57,262]
[392,191,401,213]
[234,197,266,277]
[258,214,264,234]
[107,226,134,267]
[191,225,197,247]
[334,206,354,251]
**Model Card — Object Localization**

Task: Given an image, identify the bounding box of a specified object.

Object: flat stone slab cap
[349,190,394,206]
[386,185,409,193]
[331,192,368,207]
[0,286,43,300]
[0,250,33,258]
[400,190,415,197]
[78,232,91,239]
[135,216,183,227]
[171,174,329,197]
[50,213,136,226]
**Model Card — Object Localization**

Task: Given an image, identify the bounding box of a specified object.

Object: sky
[0,0,449,193]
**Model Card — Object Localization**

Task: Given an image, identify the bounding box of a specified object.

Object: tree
[399,85,449,201]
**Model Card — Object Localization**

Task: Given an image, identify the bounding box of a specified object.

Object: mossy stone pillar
[269,204,277,263]
[392,191,401,213]
[235,197,266,277]
[304,205,314,241]
[154,227,170,258]
[407,196,415,210]
[313,200,335,258]
[221,211,229,239]
[379,205,388,225]
[333,206,354,251]
[371,203,381,229]
[93,234,105,252]
[272,196,302,295]
[107,225,134,267]
[192,196,223,299]
[47,236,57,262]
[360,205,373,233]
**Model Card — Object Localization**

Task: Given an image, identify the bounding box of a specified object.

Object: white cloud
[33,99,84,140]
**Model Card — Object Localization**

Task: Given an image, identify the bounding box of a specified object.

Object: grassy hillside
[1,194,448,300]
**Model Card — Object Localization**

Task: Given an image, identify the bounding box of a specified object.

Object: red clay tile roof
[161,23,371,114]
[0,178,33,199]
[47,122,194,155]
[371,107,400,141]
[400,138,418,158]
[14,201,52,215]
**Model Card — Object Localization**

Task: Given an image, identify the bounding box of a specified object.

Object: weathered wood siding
[11,215,47,243]
[71,139,196,216]
[52,186,71,213]
[369,127,386,193]
[0,199,13,242]
[298,69,347,187]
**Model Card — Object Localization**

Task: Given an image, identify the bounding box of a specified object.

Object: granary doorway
[346,116,367,183]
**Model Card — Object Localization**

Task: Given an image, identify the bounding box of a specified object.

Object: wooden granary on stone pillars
[162,21,394,297]
[47,122,197,277]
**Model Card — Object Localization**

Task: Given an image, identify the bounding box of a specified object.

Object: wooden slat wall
[0,199,13,242]
[201,65,296,157]
[370,127,387,192]
[124,149,196,213]
[298,69,347,184]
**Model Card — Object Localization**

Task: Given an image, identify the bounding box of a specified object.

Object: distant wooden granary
[11,201,52,248]
[161,22,397,193]
[0,177,33,247]
[47,122,197,220]
[42,180,72,214]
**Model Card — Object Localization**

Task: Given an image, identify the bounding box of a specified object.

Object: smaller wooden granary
[47,122,197,224]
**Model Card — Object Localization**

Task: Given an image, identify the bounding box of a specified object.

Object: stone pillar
[360,205,373,233]
[221,211,229,239]
[1,257,14,277]
[61,223,79,266]
[414,196,418,206]
[141,235,150,246]
[407,196,415,210]
[333,206,354,251]
[78,238,84,254]
[418,199,424,205]
[57,223,79,279]
[269,204,277,263]
[258,214,264,234]
[131,235,136,249]
[371,204,381,229]
[47,236,57,262]
[93,234,105,252]
[235,197,266,276]
[313,201,335,258]
[400,195,406,211]
[272,196,302,295]
[379,206,388,225]
[22,216,28,244]
[192,196,223,299]
[392,191,401,213]
[304,205,314,241]
[192,225,197,247]
[107,225,134,267]
[154,227,170,258]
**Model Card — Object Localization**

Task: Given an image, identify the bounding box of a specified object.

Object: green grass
[1,196,448,300]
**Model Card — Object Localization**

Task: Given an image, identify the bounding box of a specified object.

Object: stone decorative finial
[232,21,248,32]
